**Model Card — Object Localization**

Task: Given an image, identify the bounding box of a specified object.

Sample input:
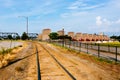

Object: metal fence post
[10,40,12,49]
[79,42,81,52]
[98,44,100,57]
[108,45,110,52]
[71,41,72,49]
[87,43,88,54]
[74,41,75,50]
[91,43,92,49]
[69,41,70,48]
[115,46,117,62]
[62,39,64,47]
[85,43,86,48]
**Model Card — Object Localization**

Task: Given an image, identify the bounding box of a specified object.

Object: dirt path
[40,42,120,80]
[36,42,72,80]
[0,42,37,80]
[0,41,120,80]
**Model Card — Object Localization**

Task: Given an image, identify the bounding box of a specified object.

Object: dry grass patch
[15,66,24,72]
[49,43,120,79]
[0,41,27,68]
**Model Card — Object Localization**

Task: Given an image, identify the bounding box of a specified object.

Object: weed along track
[35,42,76,80]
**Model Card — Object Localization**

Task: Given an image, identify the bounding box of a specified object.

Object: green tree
[110,35,120,41]
[21,32,28,40]
[49,32,58,40]
[110,35,117,40]
[16,35,20,40]
[58,35,72,40]
[8,35,13,40]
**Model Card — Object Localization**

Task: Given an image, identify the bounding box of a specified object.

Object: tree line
[49,32,72,40]
[49,32,120,42]
[1,32,28,40]
[110,35,120,41]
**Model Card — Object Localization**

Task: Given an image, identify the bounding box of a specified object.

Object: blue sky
[0,0,120,36]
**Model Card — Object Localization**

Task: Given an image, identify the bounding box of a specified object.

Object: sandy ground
[0,41,37,80]
[0,41,120,80]
[36,42,72,80]
[40,42,120,80]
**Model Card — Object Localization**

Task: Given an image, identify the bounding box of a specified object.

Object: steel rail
[35,45,41,80]
[40,44,76,80]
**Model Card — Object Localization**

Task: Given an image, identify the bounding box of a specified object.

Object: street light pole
[62,28,64,47]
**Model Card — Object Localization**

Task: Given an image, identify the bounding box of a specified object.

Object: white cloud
[68,0,87,10]
[80,4,104,10]
[61,11,87,18]
[116,19,120,24]
[96,16,102,26]
[103,18,111,26]
[95,15,120,33]
[96,16,120,27]
[68,0,104,10]
[0,0,120,34]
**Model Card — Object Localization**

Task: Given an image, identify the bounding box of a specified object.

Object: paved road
[0,41,23,50]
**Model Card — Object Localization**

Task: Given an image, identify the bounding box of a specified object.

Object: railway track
[35,42,76,80]
[36,45,41,80]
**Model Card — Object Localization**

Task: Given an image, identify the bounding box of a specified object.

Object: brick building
[38,28,51,40]
[38,28,109,42]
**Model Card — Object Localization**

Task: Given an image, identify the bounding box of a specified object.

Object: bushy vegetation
[93,42,120,47]
[0,45,22,55]
[110,35,120,41]
[21,32,29,40]
[49,32,58,40]
[8,35,13,40]
[0,48,12,55]
[49,32,72,40]
[15,66,24,72]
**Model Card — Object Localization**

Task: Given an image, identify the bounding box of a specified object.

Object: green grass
[97,57,113,64]
[0,48,12,55]
[0,45,22,55]
[92,42,120,47]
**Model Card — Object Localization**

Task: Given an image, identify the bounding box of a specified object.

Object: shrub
[15,66,24,72]
[0,48,12,55]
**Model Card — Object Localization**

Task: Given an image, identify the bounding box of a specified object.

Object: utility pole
[62,28,64,47]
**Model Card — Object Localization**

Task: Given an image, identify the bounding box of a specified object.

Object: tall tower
[68,32,74,38]
[42,29,51,40]
[57,30,64,36]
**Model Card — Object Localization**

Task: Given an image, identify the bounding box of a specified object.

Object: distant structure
[73,33,109,41]
[57,30,64,36]
[0,32,19,39]
[27,33,38,39]
[37,28,110,42]
[38,29,51,40]
[68,32,74,38]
